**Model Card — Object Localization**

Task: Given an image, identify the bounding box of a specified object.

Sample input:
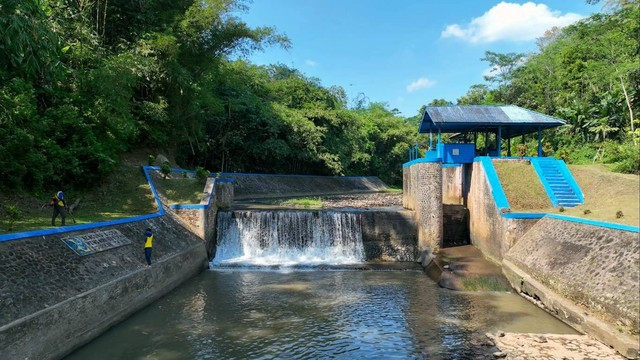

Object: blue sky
[237,1,598,117]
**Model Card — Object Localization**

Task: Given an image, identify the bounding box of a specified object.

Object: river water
[67,269,576,359]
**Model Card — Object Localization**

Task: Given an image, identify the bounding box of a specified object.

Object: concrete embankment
[0,215,208,360]
[465,158,639,358]
[224,173,388,199]
[502,217,639,358]
[467,160,539,262]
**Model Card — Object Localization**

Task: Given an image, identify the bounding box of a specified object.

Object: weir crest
[211,210,365,266]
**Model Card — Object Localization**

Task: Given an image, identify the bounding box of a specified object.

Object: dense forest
[0,1,638,194]
[443,0,639,173]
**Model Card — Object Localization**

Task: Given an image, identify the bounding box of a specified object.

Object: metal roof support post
[507,137,511,156]
[497,126,502,158]
[537,127,542,157]
[437,127,442,158]
[474,132,477,152]
[484,130,489,155]
[429,130,433,151]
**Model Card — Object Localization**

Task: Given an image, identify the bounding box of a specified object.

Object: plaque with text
[61,229,132,256]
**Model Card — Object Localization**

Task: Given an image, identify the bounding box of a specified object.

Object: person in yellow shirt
[51,190,67,226]
[144,228,153,266]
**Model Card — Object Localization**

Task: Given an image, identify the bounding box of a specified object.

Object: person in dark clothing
[144,228,153,266]
[51,191,67,226]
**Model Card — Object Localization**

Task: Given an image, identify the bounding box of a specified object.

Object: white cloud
[441,2,583,43]
[305,59,317,67]
[406,77,435,93]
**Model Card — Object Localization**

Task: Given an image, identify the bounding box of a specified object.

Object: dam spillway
[212,210,366,266]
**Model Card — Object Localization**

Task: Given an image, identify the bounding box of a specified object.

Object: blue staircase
[530,158,584,208]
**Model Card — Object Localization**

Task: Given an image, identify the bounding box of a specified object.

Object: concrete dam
[1,163,637,359]
[213,210,366,266]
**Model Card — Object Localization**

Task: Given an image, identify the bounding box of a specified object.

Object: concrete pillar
[414,162,443,254]
[403,166,409,209]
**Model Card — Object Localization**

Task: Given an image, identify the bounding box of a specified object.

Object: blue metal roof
[419,105,565,138]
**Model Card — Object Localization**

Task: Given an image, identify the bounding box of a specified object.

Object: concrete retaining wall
[225,174,387,199]
[467,161,539,262]
[503,217,639,358]
[360,210,418,262]
[166,179,234,259]
[0,215,208,360]
[442,165,463,204]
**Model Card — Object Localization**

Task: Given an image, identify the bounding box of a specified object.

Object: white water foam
[211,210,365,267]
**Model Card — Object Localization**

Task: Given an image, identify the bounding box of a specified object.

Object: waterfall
[211,210,365,266]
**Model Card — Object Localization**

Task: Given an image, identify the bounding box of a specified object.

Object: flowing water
[67,270,576,360]
[213,210,365,266]
[66,211,577,359]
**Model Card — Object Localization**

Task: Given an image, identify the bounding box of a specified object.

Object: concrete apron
[502,259,639,359]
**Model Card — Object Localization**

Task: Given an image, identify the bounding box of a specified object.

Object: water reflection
[67,270,576,359]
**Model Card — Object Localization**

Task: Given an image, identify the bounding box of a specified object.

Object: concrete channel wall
[226,173,388,200]
[465,157,640,358]
[0,215,208,360]
[467,160,539,262]
[360,210,418,261]
[403,162,443,255]
[442,165,464,204]
[168,178,235,258]
[503,217,639,358]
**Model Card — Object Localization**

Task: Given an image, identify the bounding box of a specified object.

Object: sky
[236,1,599,117]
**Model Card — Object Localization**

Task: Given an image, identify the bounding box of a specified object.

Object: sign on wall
[61,229,132,256]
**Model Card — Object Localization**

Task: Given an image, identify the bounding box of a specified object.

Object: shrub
[3,204,21,231]
[557,149,570,162]
[616,210,624,219]
[147,155,155,166]
[564,144,597,165]
[160,162,171,179]
[516,144,527,158]
[195,166,209,180]
[604,142,639,174]
[583,209,591,215]
[558,206,565,212]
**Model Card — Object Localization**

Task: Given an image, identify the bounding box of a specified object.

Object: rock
[498,331,505,337]
[534,336,547,343]
[493,351,507,358]
[155,154,170,166]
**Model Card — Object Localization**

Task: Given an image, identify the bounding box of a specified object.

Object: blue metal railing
[408,144,420,161]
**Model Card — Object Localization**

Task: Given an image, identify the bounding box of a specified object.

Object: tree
[428,99,453,106]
